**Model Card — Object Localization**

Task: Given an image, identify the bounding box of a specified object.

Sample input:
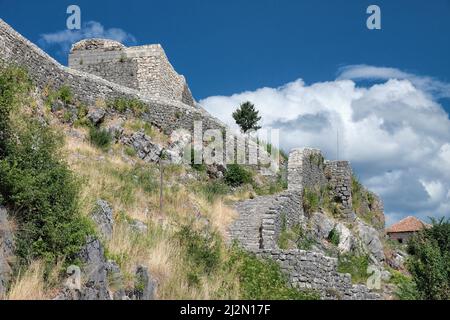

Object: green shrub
[176,226,222,286]
[277,215,315,251]
[0,66,92,264]
[77,103,88,119]
[328,228,340,246]
[124,146,137,157]
[224,164,253,187]
[108,97,147,115]
[303,187,320,214]
[199,180,230,203]
[407,218,450,300]
[337,253,370,284]
[190,147,207,172]
[228,245,319,300]
[254,173,287,196]
[0,64,32,156]
[59,85,73,104]
[89,126,113,151]
[45,85,74,109]
[390,270,419,300]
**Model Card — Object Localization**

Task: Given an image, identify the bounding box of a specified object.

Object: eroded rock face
[135,265,157,300]
[129,219,148,234]
[166,130,191,164]
[87,108,106,125]
[55,237,114,300]
[309,212,354,254]
[357,221,385,264]
[335,223,353,253]
[0,207,15,298]
[77,237,111,300]
[91,200,114,240]
[310,212,335,240]
[122,130,162,163]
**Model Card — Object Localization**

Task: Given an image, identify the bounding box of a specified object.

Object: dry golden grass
[7,261,47,300]
[62,132,244,300]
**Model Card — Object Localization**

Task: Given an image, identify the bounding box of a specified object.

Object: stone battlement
[69,39,194,106]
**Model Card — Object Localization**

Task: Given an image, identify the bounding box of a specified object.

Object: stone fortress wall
[0,19,273,169]
[0,19,207,134]
[229,148,380,299]
[324,161,353,216]
[68,39,195,106]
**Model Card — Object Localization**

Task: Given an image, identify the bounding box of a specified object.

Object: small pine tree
[232,101,262,133]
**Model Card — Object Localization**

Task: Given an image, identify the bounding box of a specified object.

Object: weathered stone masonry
[0,19,273,168]
[229,148,380,299]
[325,161,353,216]
[0,19,213,135]
[68,39,194,106]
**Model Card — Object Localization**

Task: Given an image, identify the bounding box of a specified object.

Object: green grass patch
[107,97,147,116]
[224,164,253,187]
[337,253,370,284]
[89,126,113,151]
[228,244,320,300]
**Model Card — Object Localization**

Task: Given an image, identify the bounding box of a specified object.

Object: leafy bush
[303,185,342,217]
[44,85,74,109]
[108,97,147,115]
[198,180,230,203]
[0,64,32,156]
[337,253,370,284]
[303,187,320,214]
[176,226,222,286]
[124,146,137,157]
[224,164,253,187]
[277,215,315,250]
[254,173,287,196]
[58,85,73,104]
[0,66,92,264]
[190,147,206,172]
[228,245,319,300]
[89,126,113,151]
[390,270,419,300]
[406,218,450,300]
[328,228,340,246]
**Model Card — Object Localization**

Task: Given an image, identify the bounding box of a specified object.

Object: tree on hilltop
[232,101,262,133]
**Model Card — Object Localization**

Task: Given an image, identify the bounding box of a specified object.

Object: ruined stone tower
[68,39,195,107]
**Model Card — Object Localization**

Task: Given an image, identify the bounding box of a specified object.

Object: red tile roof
[387,216,428,233]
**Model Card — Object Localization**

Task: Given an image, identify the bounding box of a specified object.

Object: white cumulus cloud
[39,21,137,57]
[200,66,450,224]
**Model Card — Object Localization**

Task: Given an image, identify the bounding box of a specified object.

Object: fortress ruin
[68,39,195,106]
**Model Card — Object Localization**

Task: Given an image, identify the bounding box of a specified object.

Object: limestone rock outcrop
[0,207,15,298]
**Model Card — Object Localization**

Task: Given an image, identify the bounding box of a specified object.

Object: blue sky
[1,0,449,102]
[1,0,450,224]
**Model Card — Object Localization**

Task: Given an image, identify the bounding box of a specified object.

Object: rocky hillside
[0,19,405,301]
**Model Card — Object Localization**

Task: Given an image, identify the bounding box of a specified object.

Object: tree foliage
[407,218,450,300]
[232,101,262,133]
[0,65,92,265]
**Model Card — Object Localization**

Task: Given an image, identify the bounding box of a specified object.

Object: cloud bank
[200,65,450,225]
[39,21,137,57]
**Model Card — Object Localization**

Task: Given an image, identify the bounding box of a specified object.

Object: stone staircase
[227,196,277,251]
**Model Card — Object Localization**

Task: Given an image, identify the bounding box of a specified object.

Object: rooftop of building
[387,216,429,233]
